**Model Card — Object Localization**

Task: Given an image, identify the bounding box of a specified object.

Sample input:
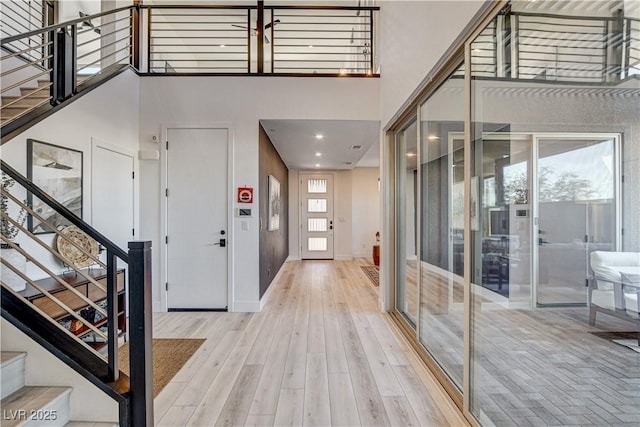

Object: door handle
[213,238,226,247]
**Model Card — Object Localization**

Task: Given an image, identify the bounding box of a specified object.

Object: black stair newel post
[128,241,153,427]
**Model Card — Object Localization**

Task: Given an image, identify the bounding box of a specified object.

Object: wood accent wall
[258,124,289,298]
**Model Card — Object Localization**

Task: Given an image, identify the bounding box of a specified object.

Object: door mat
[590,331,640,354]
[119,338,205,396]
[361,265,379,287]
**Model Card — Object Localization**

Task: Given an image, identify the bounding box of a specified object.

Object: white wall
[334,170,353,260]
[351,167,380,258]
[1,319,119,423]
[138,76,379,312]
[0,69,140,280]
[378,0,484,127]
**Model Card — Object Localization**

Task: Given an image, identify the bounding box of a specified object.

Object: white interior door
[166,128,228,310]
[300,173,334,259]
[92,143,134,252]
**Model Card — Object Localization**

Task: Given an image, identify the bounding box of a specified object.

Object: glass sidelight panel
[478,137,533,301]
[395,119,419,327]
[308,179,327,193]
[308,237,327,251]
[536,137,617,306]
[308,218,328,232]
[418,64,465,389]
[307,199,327,212]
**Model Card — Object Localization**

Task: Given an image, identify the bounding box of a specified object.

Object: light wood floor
[152,259,468,427]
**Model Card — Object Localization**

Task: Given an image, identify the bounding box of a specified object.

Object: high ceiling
[260,119,380,170]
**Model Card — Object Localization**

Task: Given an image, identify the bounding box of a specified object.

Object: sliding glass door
[535,136,619,306]
[395,119,419,327]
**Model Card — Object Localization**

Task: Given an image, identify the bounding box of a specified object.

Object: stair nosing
[1,352,27,368]
[1,386,72,427]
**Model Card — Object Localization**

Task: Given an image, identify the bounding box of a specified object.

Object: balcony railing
[468,9,640,83]
[143,4,379,76]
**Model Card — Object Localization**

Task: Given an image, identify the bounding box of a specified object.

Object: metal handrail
[0,5,134,45]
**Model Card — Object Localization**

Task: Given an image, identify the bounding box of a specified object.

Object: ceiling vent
[345,161,353,165]
[350,144,363,150]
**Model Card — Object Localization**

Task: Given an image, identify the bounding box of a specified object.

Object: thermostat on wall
[236,208,252,217]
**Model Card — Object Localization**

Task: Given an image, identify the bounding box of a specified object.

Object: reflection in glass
[418,64,465,389]
[395,119,418,327]
[537,138,617,305]
[468,2,639,426]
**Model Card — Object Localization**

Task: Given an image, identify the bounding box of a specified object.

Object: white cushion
[590,251,640,291]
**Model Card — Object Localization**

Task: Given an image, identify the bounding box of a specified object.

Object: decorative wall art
[268,175,281,231]
[27,139,83,234]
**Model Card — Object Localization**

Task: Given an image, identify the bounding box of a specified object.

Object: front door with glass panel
[301,173,334,259]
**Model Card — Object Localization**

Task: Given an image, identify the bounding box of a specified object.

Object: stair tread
[0,352,26,367]
[1,386,72,427]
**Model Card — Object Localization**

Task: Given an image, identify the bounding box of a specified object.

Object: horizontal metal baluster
[1,190,106,270]
[0,280,107,361]
[0,256,108,341]
[0,233,108,318]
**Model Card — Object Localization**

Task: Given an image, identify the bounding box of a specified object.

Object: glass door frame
[463,130,622,307]
[394,116,420,329]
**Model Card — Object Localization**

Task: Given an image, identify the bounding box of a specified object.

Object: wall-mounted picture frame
[27,139,83,234]
[268,175,281,231]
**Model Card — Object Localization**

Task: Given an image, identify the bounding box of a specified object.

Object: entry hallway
[152,259,468,426]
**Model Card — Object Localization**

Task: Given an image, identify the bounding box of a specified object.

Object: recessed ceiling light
[220,44,226,48]
[315,163,321,167]
[315,134,324,140]
[309,45,314,48]
[315,152,322,157]
[339,68,347,75]
[427,135,440,140]
[406,153,416,157]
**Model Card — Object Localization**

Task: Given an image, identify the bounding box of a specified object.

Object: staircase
[1,352,117,427]
[0,80,52,127]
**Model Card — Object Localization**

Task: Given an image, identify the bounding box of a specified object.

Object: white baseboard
[287,255,301,261]
[335,255,353,261]
[353,252,371,258]
[233,300,261,312]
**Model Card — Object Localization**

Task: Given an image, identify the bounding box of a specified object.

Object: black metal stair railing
[0,160,152,427]
[1,5,139,141]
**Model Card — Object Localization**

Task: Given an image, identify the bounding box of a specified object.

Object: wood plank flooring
[153,259,467,427]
